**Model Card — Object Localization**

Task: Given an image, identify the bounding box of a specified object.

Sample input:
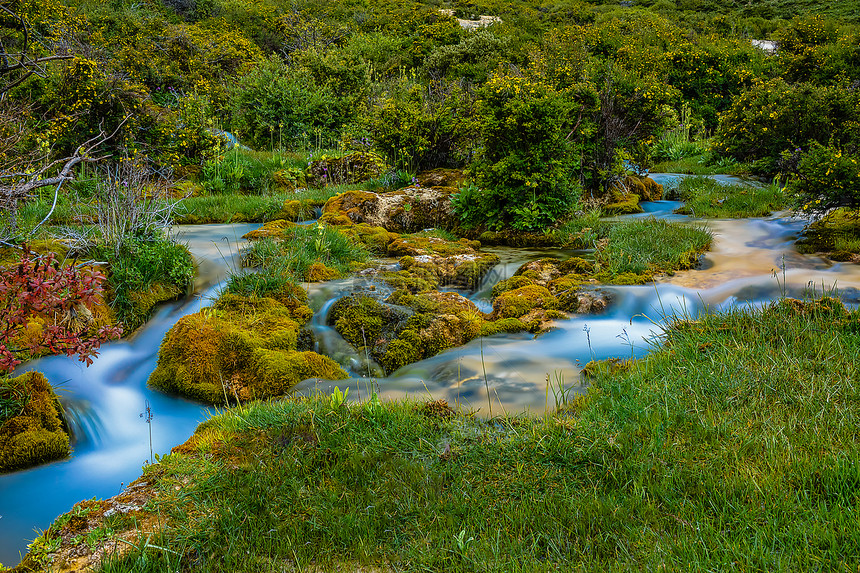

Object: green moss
[148,292,329,405]
[388,235,480,257]
[307,262,341,282]
[0,371,70,473]
[475,230,568,247]
[479,317,527,336]
[126,282,184,331]
[250,349,347,399]
[602,193,644,216]
[491,275,536,298]
[378,269,440,293]
[491,285,559,319]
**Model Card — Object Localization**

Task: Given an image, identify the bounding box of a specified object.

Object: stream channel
[3,176,860,565]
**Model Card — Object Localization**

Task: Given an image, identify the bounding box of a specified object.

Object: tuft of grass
[88,236,195,331]
[225,224,369,298]
[595,218,712,280]
[672,176,788,218]
[74,295,860,571]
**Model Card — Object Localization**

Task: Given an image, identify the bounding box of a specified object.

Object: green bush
[366,79,476,172]
[713,79,860,173]
[228,55,347,150]
[456,72,583,231]
[788,143,860,217]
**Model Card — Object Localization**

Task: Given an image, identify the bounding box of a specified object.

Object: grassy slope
[22,296,860,572]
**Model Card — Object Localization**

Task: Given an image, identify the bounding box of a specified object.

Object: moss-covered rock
[475,230,569,248]
[321,186,458,233]
[491,285,559,320]
[602,192,644,216]
[242,219,298,240]
[149,291,344,405]
[330,289,536,374]
[271,199,317,222]
[0,371,70,473]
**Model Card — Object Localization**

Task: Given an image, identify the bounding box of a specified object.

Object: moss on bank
[0,372,70,473]
[796,208,860,262]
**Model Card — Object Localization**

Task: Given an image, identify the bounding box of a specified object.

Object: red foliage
[0,248,123,372]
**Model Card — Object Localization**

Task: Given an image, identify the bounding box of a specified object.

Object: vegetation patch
[149,290,346,405]
[795,208,860,262]
[0,371,70,473]
[671,176,788,218]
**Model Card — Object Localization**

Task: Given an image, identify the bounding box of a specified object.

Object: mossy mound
[271,199,317,222]
[330,289,535,374]
[124,281,185,332]
[602,191,644,216]
[491,285,559,319]
[596,176,664,216]
[149,292,345,405]
[377,233,498,290]
[388,235,480,257]
[337,223,399,255]
[0,371,70,473]
[242,219,298,240]
[500,257,611,314]
[307,262,341,282]
[474,230,569,248]
[321,186,457,233]
[307,152,386,187]
[796,209,860,262]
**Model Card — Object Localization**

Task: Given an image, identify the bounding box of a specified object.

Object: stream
[3,190,860,565]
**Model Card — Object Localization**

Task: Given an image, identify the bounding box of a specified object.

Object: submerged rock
[0,371,70,473]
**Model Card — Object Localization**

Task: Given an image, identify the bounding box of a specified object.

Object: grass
[671,176,789,218]
[225,224,370,298]
[0,377,26,426]
[88,236,195,331]
[595,218,712,280]
[24,295,858,571]
[173,186,346,224]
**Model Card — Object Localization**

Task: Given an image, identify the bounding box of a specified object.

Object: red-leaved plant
[0,248,123,372]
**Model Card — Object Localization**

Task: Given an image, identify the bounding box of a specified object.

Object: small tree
[0,248,122,373]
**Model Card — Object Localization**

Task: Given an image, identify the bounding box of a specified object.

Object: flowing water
[3,188,860,565]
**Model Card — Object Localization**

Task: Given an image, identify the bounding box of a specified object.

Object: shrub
[714,79,860,173]
[228,55,343,150]
[788,143,860,218]
[456,73,583,231]
[366,80,476,172]
[0,249,122,372]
